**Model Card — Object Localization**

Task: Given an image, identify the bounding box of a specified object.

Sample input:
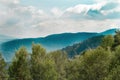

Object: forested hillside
[62,35,104,57]
[0,30,120,80]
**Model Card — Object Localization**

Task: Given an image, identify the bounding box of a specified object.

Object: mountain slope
[0,28,117,61]
[62,28,117,57]
[62,35,104,57]
[0,32,98,61]
[0,35,15,44]
[100,28,116,35]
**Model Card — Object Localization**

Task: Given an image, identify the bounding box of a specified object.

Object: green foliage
[0,53,8,80]
[8,47,32,80]
[66,47,112,80]
[65,56,82,80]
[105,65,120,80]
[31,44,46,80]
[82,47,111,80]
[109,45,120,71]
[113,30,120,47]
[101,35,114,49]
[3,30,120,80]
[48,51,67,80]
[35,59,58,80]
[31,44,57,80]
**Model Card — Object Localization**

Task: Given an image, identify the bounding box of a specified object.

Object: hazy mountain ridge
[0,28,117,61]
[62,35,104,57]
[0,35,15,44]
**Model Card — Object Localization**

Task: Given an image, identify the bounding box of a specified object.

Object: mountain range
[62,35,104,57]
[0,35,15,44]
[0,28,116,61]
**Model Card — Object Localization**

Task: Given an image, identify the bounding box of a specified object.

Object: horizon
[0,0,120,38]
[2,28,118,39]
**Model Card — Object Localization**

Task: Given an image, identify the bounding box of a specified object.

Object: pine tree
[81,47,111,80]
[105,65,120,80]
[37,58,58,80]
[0,53,8,80]
[31,44,57,80]
[31,44,46,80]
[65,56,82,80]
[48,51,67,80]
[101,35,114,49]
[113,30,120,47]
[8,47,32,80]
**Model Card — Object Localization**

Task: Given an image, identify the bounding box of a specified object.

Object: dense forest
[1,30,120,80]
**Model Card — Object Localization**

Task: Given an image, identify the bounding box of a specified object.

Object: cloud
[65,1,120,20]
[66,2,105,14]
[51,8,64,17]
[0,0,120,38]
[0,0,50,38]
[0,0,19,4]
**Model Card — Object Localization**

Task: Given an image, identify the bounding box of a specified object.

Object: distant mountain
[0,28,117,61]
[100,28,116,35]
[0,35,15,44]
[62,36,104,57]
[62,29,117,57]
[0,32,98,61]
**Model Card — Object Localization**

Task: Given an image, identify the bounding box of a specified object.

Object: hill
[0,32,97,61]
[0,35,15,44]
[0,28,117,61]
[62,35,104,57]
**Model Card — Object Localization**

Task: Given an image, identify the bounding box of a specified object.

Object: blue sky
[20,0,94,10]
[0,0,120,38]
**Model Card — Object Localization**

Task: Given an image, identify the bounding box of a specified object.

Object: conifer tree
[113,30,120,47]
[101,35,114,49]
[48,51,67,80]
[8,47,32,80]
[81,47,111,80]
[31,44,58,80]
[0,53,8,80]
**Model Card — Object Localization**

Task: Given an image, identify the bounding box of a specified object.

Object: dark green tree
[8,47,32,80]
[48,51,67,80]
[31,44,46,80]
[0,53,8,80]
[109,45,120,70]
[31,44,57,80]
[105,65,120,80]
[36,58,58,80]
[101,35,114,49]
[113,30,120,47]
[65,56,82,80]
[81,47,111,80]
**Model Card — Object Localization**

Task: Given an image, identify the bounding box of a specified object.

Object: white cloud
[65,1,120,19]
[66,2,106,14]
[0,0,120,38]
[51,8,64,17]
[0,0,20,7]
[1,18,119,38]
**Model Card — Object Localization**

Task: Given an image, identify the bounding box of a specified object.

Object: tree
[109,45,120,71]
[80,47,111,80]
[101,35,114,49]
[0,53,8,80]
[113,30,120,47]
[8,47,32,80]
[105,65,120,80]
[31,44,57,80]
[36,58,58,80]
[65,56,83,80]
[48,51,67,80]
[31,44,46,80]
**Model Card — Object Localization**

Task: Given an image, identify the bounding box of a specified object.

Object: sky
[0,0,120,38]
